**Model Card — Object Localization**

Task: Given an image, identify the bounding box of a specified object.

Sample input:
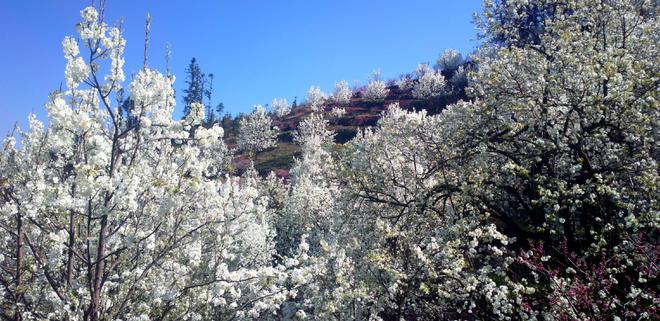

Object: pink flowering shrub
[514,236,659,320]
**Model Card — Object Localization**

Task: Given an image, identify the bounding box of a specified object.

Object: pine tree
[216,102,225,117]
[205,73,215,124]
[182,57,204,118]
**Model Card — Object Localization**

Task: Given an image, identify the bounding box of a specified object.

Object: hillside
[226,76,469,177]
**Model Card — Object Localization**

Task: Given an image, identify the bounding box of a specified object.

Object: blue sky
[0,0,482,136]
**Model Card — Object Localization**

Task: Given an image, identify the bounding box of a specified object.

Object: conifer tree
[216,102,225,118]
[182,57,205,118]
[204,73,215,124]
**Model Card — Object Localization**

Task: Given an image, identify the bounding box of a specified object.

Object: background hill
[224,66,470,176]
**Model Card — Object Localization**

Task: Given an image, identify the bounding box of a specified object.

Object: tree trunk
[15,211,24,321]
[90,213,108,321]
[66,210,75,288]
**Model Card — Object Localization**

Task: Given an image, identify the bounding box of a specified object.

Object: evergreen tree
[291,96,298,109]
[205,73,215,124]
[182,57,204,118]
[216,102,225,117]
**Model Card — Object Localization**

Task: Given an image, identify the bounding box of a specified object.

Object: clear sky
[0,0,482,136]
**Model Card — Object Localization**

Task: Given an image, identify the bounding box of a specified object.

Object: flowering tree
[283,114,338,251]
[305,86,327,112]
[449,65,468,89]
[363,70,389,101]
[0,7,290,321]
[396,73,414,91]
[436,48,463,71]
[329,107,346,118]
[237,105,279,158]
[331,80,352,106]
[338,104,516,319]
[271,98,291,118]
[284,0,659,319]
[463,0,659,318]
[412,63,447,99]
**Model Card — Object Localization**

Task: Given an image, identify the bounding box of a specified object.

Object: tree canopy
[0,1,658,320]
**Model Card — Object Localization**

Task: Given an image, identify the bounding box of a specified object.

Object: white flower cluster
[331,80,352,105]
[363,70,389,101]
[396,73,414,91]
[237,105,278,155]
[185,101,205,125]
[129,68,175,126]
[329,107,346,118]
[412,63,446,99]
[271,98,291,117]
[305,86,327,111]
[436,48,463,71]
[62,35,89,90]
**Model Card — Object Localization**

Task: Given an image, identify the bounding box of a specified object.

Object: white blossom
[271,98,291,117]
[305,86,327,111]
[363,70,388,101]
[237,105,278,155]
[436,48,463,71]
[412,63,446,99]
[331,80,352,105]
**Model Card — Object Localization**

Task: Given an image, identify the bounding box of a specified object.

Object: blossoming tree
[436,48,463,72]
[237,105,279,160]
[305,86,327,112]
[331,80,352,106]
[412,63,447,99]
[0,7,292,321]
[271,98,291,118]
[363,70,389,101]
